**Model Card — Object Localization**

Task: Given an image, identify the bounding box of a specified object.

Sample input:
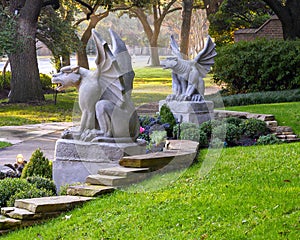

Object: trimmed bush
[256,134,283,145]
[213,39,300,94]
[240,118,269,139]
[40,73,52,91]
[26,176,57,195]
[206,89,300,108]
[159,104,176,137]
[0,71,11,90]
[6,185,53,207]
[21,149,52,179]
[0,71,52,92]
[0,178,54,207]
[0,178,29,207]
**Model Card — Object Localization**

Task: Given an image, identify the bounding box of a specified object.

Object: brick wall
[234,15,283,42]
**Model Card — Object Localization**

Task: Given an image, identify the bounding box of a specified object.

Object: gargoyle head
[160,57,178,70]
[52,66,81,91]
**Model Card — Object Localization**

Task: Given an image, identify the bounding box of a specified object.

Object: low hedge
[206,89,300,107]
[0,177,55,207]
[0,71,52,92]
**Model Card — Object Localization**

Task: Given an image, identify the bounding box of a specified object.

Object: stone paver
[14,196,93,213]
[0,122,73,165]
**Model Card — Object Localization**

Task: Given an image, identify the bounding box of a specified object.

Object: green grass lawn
[0,141,11,149]
[2,142,299,239]
[226,102,300,135]
[0,68,215,125]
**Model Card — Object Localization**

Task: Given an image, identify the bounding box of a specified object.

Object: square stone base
[159,100,214,125]
[53,139,146,190]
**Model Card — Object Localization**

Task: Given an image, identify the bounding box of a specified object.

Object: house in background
[234,15,283,42]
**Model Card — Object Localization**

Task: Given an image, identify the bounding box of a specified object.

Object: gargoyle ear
[71,66,80,73]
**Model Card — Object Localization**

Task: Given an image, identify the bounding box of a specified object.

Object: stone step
[276,134,298,139]
[67,184,115,197]
[1,207,61,220]
[14,196,93,214]
[98,166,150,177]
[266,120,278,128]
[0,215,21,231]
[86,174,133,186]
[119,151,197,169]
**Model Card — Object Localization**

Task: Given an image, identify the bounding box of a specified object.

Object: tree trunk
[62,53,70,66]
[76,13,108,69]
[180,0,194,59]
[8,0,44,103]
[263,0,300,40]
[150,42,160,66]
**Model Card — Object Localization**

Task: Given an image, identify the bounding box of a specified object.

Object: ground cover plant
[2,142,299,239]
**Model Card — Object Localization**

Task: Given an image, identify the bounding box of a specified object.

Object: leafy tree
[263,0,300,40]
[207,0,300,42]
[73,0,150,69]
[37,3,81,71]
[128,0,180,66]
[208,0,271,45]
[0,0,59,103]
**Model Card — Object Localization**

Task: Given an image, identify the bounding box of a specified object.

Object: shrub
[210,138,224,148]
[256,134,283,145]
[0,178,30,207]
[224,117,243,126]
[0,71,52,92]
[149,130,167,145]
[180,127,200,142]
[0,71,11,90]
[21,149,52,179]
[174,122,198,139]
[206,89,300,108]
[26,176,57,195]
[240,119,269,139]
[198,130,209,148]
[159,104,176,137]
[213,39,300,94]
[0,177,56,207]
[40,73,52,91]
[6,185,53,207]
[175,122,209,147]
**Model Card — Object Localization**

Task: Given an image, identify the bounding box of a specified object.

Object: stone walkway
[0,122,73,165]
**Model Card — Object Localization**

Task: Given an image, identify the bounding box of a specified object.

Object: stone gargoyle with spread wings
[52,29,139,142]
[161,35,217,102]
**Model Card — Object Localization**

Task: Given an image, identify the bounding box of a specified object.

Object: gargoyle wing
[92,29,125,106]
[170,35,183,59]
[109,29,135,93]
[194,35,217,77]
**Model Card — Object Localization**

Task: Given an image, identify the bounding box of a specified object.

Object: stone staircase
[0,196,93,234]
[67,140,199,196]
[0,140,199,235]
[215,110,300,143]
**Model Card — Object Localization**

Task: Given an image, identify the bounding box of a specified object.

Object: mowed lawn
[2,142,299,239]
[0,67,215,125]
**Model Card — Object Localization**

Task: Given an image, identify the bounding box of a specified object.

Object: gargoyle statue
[161,35,217,102]
[52,29,139,142]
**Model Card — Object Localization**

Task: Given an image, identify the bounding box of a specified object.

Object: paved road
[0,56,152,74]
[0,122,73,165]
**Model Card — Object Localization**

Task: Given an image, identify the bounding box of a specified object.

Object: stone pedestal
[53,139,146,190]
[159,100,214,125]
